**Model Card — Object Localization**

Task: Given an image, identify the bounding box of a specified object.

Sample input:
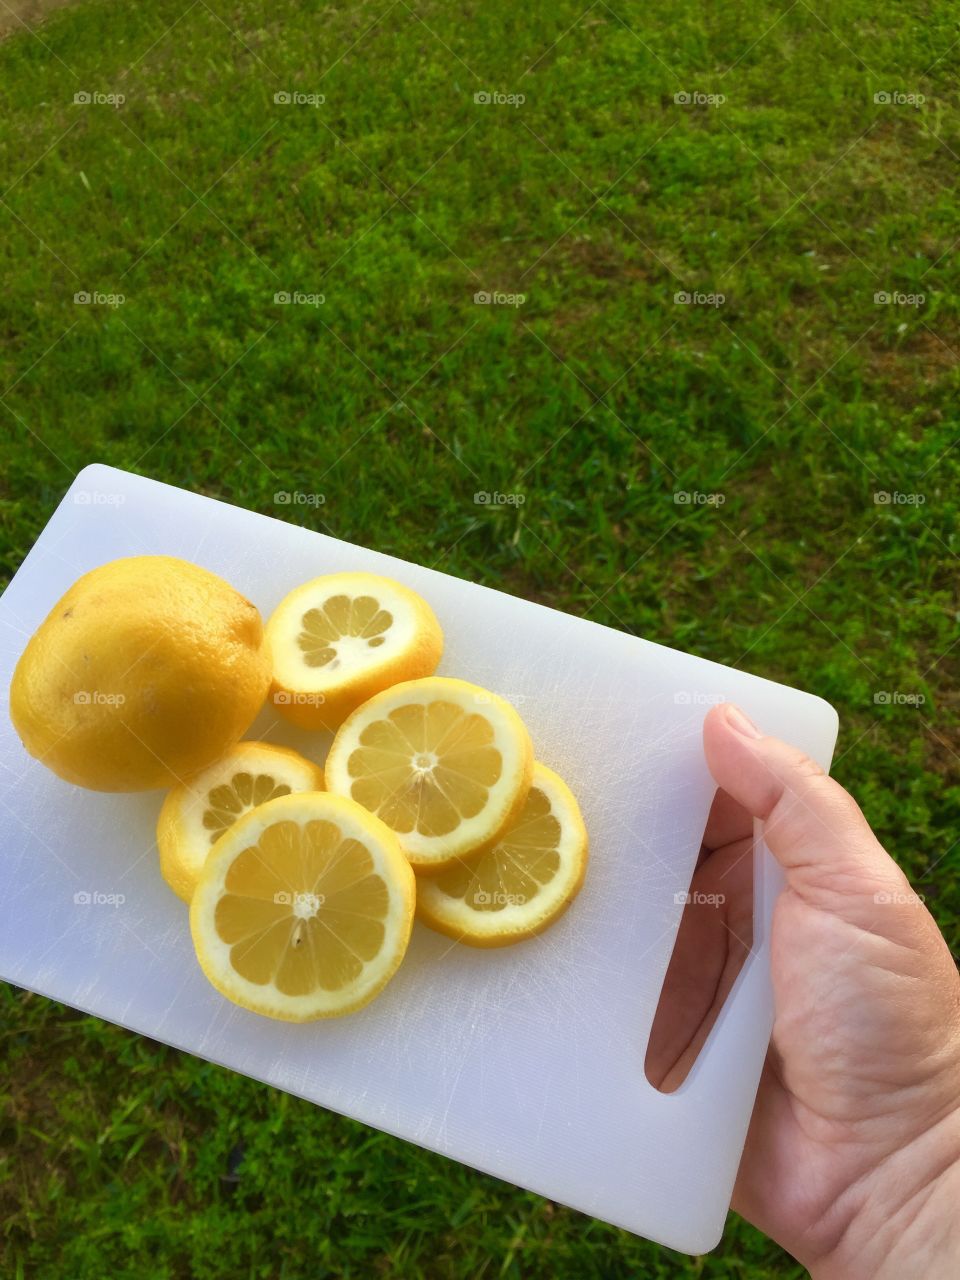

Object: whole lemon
[10,556,271,791]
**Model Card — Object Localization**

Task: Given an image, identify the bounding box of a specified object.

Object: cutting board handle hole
[643,786,756,1094]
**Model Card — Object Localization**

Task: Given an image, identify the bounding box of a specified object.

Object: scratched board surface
[0,465,838,1253]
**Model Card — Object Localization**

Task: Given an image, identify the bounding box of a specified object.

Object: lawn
[1,0,959,1275]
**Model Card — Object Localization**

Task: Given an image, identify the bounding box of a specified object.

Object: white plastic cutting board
[0,465,838,1253]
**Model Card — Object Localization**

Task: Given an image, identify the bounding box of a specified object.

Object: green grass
[1,0,959,1274]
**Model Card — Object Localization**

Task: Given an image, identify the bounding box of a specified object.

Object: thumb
[702,702,908,912]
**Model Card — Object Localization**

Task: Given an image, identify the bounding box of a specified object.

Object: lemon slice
[265,572,443,731]
[325,676,534,873]
[416,763,588,947]
[158,741,324,903]
[190,792,415,1021]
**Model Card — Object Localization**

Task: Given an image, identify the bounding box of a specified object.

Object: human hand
[646,702,960,1278]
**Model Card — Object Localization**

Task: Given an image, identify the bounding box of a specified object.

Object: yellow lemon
[324,676,534,873]
[158,741,325,903]
[416,762,588,947]
[190,791,415,1021]
[265,572,443,731]
[9,556,270,791]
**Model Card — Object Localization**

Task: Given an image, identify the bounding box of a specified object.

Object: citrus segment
[265,572,443,730]
[325,676,534,872]
[157,741,325,902]
[190,792,415,1020]
[416,763,588,947]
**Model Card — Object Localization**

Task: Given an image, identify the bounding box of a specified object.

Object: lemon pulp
[348,699,503,838]
[415,763,588,947]
[215,819,391,995]
[190,792,415,1020]
[298,593,393,669]
[325,677,534,871]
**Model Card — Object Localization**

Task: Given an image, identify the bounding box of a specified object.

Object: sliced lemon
[158,741,325,903]
[416,763,588,947]
[265,572,443,731]
[324,676,534,873]
[190,792,415,1021]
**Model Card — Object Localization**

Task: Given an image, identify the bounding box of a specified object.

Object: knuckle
[790,750,827,782]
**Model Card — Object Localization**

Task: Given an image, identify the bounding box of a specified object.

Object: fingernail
[725,703,762,739]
